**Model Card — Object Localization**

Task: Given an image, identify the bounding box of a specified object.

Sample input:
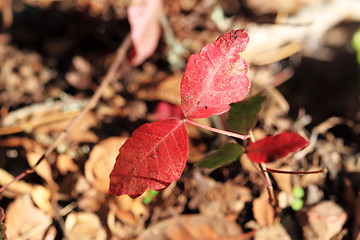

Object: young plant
[108,29,313,199]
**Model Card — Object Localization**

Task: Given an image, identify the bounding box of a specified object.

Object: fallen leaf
[26,152,55,186]
[0,168,34,197]
[138,214,242,240]
[247,132,309,163]
[65,56,92,90]
[85,137,127,193]
[5,194,52,239]
[253,191,275,227]
[56,153,79,175]
[128,0,162,66]
[136,72,182,105]
[65,212,107,240]
[31,186,53,214]
[22,138,55,186]
[307,200,347,240]
[254,223,291,240]
[109,119,188,198]
[180,29,251,119]
[272,166,292,193]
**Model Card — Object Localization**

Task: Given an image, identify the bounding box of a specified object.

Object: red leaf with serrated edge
[247,132,309,163]
[109,119,188,198]
[180,29,251,119]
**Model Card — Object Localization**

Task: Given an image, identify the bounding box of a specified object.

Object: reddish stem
[0,169,34,193]
[185,119,249,140]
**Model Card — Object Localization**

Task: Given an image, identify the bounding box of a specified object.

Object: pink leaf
[180,29,251,119]
[109,119,188,198]
[128,0,162,66]
[247,132,309,163]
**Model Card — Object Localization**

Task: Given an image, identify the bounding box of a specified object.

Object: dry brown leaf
[31,185,53,214]
[138,214,242,240]
[65,212,107,240]
[136,72,182,105]
[5,194,52,239]
[27,152,55,185]
[85,137,127,193]
[307,200,348,240]
[34,112,99,143]
[254,223,291,240]
[272,166,292,193]
[300,166,326,187]
[253,191,275,227]
[22,138,55,186]
[115,195,148,221]
[0,168,34,197]
[56,153,79,174]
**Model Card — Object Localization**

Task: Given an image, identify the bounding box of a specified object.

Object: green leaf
[292,186,305,199]
[143,190,159,204]
[196,142,244,169]
[227,93,265,134]
[291,198,304,211]
[352,29,360,65]
[0,207,7,240]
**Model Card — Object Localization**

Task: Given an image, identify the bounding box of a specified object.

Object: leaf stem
[249,130,277,207]
[185,119,250,140]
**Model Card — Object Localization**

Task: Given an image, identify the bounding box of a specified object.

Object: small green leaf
[196,142,244,169]
[291,198,304,211]
[352,29,360,65]
[227,93,265,134]
[143,190,159,204]
[292,186,305,199]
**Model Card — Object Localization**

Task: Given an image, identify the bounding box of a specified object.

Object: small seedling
[108,29,323,205]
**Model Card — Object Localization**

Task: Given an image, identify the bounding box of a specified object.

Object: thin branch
[0,35,131,194]
[265,167,325,175]
[185,119,250,140]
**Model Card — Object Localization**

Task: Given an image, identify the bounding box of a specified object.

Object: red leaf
[180,29,251,119]
[109,119,188,198]
[128,0,162,66]
[247,132,309,163]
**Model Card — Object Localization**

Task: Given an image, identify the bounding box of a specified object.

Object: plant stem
[249,130,277,207]
[258,162,277,207]
[185,119,249,140]
[265,167,325,175]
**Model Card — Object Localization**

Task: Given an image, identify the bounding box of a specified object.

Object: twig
[265,167,325,175]
[0,35,131,193]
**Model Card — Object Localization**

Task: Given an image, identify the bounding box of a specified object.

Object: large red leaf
[180,29,251,119]
[109,119,188,198]
[247,132,309,163]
